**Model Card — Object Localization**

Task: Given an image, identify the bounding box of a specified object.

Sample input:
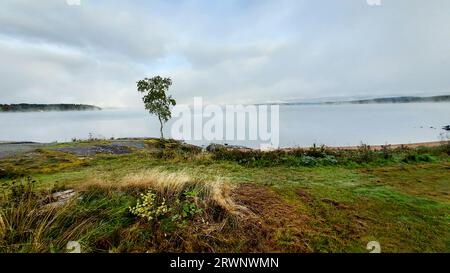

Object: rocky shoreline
[0,139,448,159]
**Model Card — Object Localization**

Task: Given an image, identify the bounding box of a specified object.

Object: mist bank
[263,95,450,106]
[0,104,102,112]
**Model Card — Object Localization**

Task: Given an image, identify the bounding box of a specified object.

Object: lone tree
[137,76,176,139]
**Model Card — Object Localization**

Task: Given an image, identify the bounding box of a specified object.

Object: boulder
[206,143,224,152]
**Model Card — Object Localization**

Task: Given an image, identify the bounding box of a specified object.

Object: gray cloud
[1,0,450,107]
[0,0,172,61]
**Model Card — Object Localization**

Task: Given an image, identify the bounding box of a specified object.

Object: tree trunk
[158,117,164,139]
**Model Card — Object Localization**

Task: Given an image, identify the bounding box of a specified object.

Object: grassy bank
[0,139,449,253]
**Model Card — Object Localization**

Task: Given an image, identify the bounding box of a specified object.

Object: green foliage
[402,153,434,163]
[1,139,449,253]
[8,176,37,203]
[210,143,448,168]
[0,149,87,181]
[129,189,203,232]
[211,146,337,167]
[137,76,176,138]
[179,189,203,220]
[0,166,24,179]
[441,140,450,155]
[129,191,170,222]
[380,145,393,160]
[0,177,94,253]
[155,139,202,160]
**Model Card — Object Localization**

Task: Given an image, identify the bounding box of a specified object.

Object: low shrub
[402,153,434,163]
[297,156,318,166]
[441,141,450,155]
[129,188,204,232]
[210,141,449,167]
[0,167,25,179]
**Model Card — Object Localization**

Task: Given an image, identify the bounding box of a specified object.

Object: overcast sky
[1,0,449,107]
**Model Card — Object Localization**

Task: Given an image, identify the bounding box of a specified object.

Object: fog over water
[0,103,449,148]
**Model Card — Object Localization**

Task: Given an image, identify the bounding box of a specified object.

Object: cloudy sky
[1,0,449,107]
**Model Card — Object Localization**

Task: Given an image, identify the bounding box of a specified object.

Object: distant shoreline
[260,95,450,106]
[298,141,446,151]
[220,140,447,152]
[0,103,102,112]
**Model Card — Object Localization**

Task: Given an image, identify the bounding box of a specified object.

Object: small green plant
[445,141,450,155]
[180,189,203,220]
[129,188,204,233]
[440,133,450,155]
[355,143,374,163]
[380,145,393,160]
[276,229,295,247]
[297,156,318,166]
[402,153,434,163]
[8,176,36,203]
[129,190,170,222]
[320,154,338,165]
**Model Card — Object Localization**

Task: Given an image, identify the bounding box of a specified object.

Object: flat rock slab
[53,144,133,156]
[0,142,44,158]
[52,189,76,200]
[45,189,77,208]
[111,140,146,149]
[0,140,147,158]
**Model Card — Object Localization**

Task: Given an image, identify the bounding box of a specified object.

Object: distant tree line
[348,95,450,104]
[261,95,450,106]
[0,104,102,112]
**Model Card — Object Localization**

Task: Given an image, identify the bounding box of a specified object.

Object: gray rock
[0,142,44,158]
[205,143,252,152]
[206,143,224,152]
[45,189,76,208]
[53,144,133,156]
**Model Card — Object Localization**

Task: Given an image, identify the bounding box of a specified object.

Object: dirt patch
[296,188,350,209]
[295,188,314,203]
[234,184,311,252]
[321,198,351,210]
[234,185,369,252]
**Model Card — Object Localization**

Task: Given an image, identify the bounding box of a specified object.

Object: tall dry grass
[1,169,259,253]
[72,169,262,252]
[76,169,251,218]
[0,194,93,253]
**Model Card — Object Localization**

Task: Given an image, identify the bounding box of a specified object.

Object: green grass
[0,140,449,253]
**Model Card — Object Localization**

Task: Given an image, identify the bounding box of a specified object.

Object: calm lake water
[1,103,449,148]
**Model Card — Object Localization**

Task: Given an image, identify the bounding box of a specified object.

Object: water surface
[1,103,449,148]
